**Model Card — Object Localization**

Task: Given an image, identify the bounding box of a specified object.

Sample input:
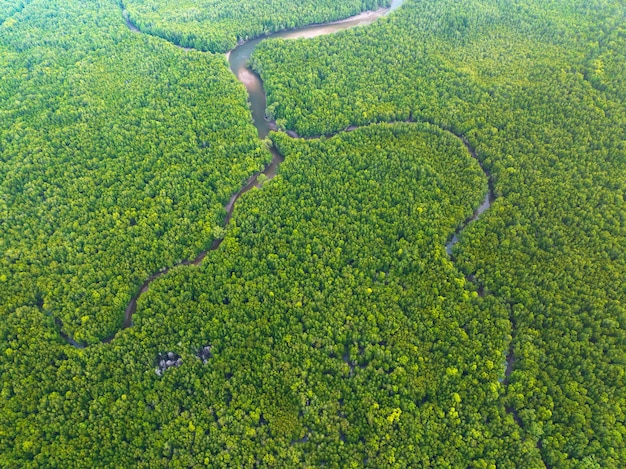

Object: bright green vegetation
[0,0,269,345]
[2,0,625,466]
[2,123,542,467]
[252,0,626,466]
[123,0,389,52]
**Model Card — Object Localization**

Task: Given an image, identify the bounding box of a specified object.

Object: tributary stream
[63,0,497,353]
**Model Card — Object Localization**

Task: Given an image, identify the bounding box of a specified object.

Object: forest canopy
[1,0,625,467]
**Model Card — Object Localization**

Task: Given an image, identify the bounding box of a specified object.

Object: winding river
[61,0,497,351]
[227,6,401,140]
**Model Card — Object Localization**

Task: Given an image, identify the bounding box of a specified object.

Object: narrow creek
[58,1,404,347]
[224,1,513,401]
[62,0,502,376]
[59,0,533,458]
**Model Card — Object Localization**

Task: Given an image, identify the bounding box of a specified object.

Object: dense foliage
[1,0,624,466]
[0,0,269,344]
[0,0,32,22]
[2,121,542,466]
[123,0,390,53]
[252,0,626,466]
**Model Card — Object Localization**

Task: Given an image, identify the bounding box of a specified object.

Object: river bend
[59,0,496,356]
